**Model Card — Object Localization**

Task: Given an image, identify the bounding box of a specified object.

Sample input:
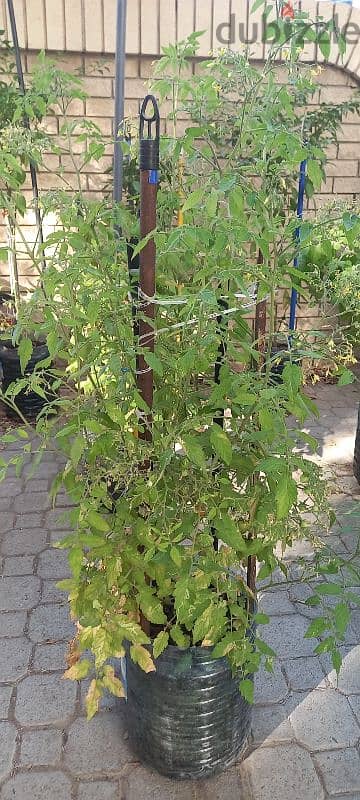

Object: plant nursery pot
[125,645,252,780]
[0,339,55,418]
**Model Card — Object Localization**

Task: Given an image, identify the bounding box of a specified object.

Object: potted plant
[1,9,359,781]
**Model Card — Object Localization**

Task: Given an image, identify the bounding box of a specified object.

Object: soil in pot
[125,644,252,780]
[0,340,56,418]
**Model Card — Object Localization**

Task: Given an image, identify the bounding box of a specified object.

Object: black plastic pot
[125,645,252,780]
[0,340,54,417]
[353,403,360,485]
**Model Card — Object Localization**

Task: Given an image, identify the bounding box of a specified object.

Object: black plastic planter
[126,645,252,780]
[0,340,54,417]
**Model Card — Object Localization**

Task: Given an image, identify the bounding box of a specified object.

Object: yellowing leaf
[63,659,92,681]
[102,665,126,698]
[85,678,102,720]
[130,644,156,673]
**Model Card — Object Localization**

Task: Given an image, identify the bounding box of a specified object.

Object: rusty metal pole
[137,95,160,445]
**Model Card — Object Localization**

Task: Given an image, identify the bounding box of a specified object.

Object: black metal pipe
[7,0,46,273]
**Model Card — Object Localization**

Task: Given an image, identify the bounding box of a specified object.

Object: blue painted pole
[289,158,307,333]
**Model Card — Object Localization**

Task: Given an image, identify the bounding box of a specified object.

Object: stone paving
[0,379,359,799]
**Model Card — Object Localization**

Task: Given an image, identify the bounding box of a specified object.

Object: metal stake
[7,0,46,273]
[137,95,160,445]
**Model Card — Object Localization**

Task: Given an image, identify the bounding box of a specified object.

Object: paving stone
[1,528,47,556]
[20,728,63,766]
[0,514,15,534]
[195,769,252,800]
[25,479,51,492]
[29,603,75,643]
[348,695,360,724]
[283,657,327,691]
[0,576,41,611]
[258,589,296,616]
[37,548,70,579]
[2,555,34,576]
[77,781,119,800]
[14,513,43,529]
[0,611,26,637]
[44,510,72,530]
[254,664,289,705]
[290,689,360,750]
[314,748,360,795]
[41,580,67,604]
[64,713,132,777]
[123,765,194,799]
[252,703,294,745]
[327,646,360,694]
[33,642,67,671]
[243,743,324,800]
[0,686,13,719]
[0,480,22,498]
[50,529,73,544]
[0,637,31,682]
[0,721,17,781]
[15,673,77,726]
[0,771,72,799]
[0,497,14,512]
[261,615,316,658]
[14,491,51,514]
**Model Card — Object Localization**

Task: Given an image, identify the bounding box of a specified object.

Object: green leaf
[214,514,245,552]
[0,247,8,262]
[130,644,156,673]
[210,425,232,465]
[332,648,342,675]
[205,189,218,217]
[70,435,86,467]
[275,472,297,519]
[251,0,265,13]
[239,678,254,704]
[229,187,244,219]
[144,351,163,377]
[334,602,350,637]
[170,624,190,648]
[18,338,33,374]
[87,510,111,533]
[304,617,328,638]
[316,583,343,597]
[68,546,83,580]
[170,545,183,567]
[182,188,205,212]
[153,630,169,659]
[306,161,323,190]
[182,435,206,469]
[138,588,167,624]
[318,29,331,61]
[338,369,354,387]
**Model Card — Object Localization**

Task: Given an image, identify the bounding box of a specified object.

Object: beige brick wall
[1,53,360,300]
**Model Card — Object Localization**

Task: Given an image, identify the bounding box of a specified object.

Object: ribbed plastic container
[125,645,252,780]
[0,341,54,417]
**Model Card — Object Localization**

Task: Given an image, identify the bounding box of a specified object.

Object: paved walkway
[0,379,360,799]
